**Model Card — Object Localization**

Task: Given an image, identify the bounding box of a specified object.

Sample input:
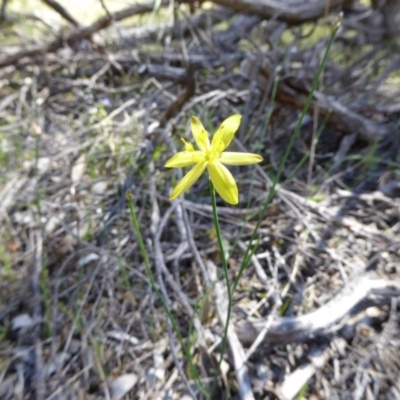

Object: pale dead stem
[207,260,255,400]
[236,272,400,345]
[31,228,44,400]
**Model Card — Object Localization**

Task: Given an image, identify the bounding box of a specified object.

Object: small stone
[91,181,108,195]
[11,314,33,331]
[110,374,138,400]
[77,253,100,267]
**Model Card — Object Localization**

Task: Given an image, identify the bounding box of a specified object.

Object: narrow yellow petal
[191,116,210,152]
[219,152,263,166]
[169,161,207,200]
[180,138,195,152]
[165,151,205,168]
[211,114,241,152]
[207,161,238,205]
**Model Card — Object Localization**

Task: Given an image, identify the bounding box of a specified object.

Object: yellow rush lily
[165,114,263,205]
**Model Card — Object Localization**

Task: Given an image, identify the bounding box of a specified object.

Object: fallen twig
[275,345,331,400]
[237,273,400,345]
[31,228,44,400]
[207,260,255,400]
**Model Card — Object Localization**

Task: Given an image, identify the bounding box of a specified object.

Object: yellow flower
[165,114,263,205]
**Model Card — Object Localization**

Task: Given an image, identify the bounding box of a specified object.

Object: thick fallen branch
[279,86,388,142]
[159,66,195,128]
[0,0,169,69]
[0,0,8,22]
[124,6,233,46]
[208,0,345,25]
[41,0,80,26]
[241,57,388,142]
[236,273,400,346]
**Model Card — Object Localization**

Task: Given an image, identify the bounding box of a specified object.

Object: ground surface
[0,1,400,399]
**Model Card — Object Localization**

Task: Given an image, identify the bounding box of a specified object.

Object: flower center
[205,139,224,162]
[180,137,224,164]
[205,148,220,163]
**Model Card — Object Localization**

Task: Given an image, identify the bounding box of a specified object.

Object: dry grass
[0,1,400,399]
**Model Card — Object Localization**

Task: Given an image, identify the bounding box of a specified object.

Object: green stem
[234,18,341,292]
[209,181,232,397]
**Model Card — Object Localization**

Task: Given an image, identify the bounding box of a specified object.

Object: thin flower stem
[209,180,232,397]
[233,16,341,292]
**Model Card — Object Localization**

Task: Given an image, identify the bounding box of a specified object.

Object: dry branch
[237,274,400,345]
[208,0,345,25]
[31,229,44,400]
[125,6,233,46]
[41,0,80,26]
[282,87,388,142]
[0,0,169,69]
[159,66,195,128]
[0,0,8,22]
[241,57,388,142]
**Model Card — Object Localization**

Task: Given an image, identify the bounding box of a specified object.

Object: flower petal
[211,114,241,152]
[181,138,194,152]
[191,116,210,152]
[165,151,205,168]
[207,161,238,205]
[169,161,207,200]
[219,152,263,165]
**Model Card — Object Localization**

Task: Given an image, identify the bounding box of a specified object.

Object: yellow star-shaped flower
[165,114,263,205]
